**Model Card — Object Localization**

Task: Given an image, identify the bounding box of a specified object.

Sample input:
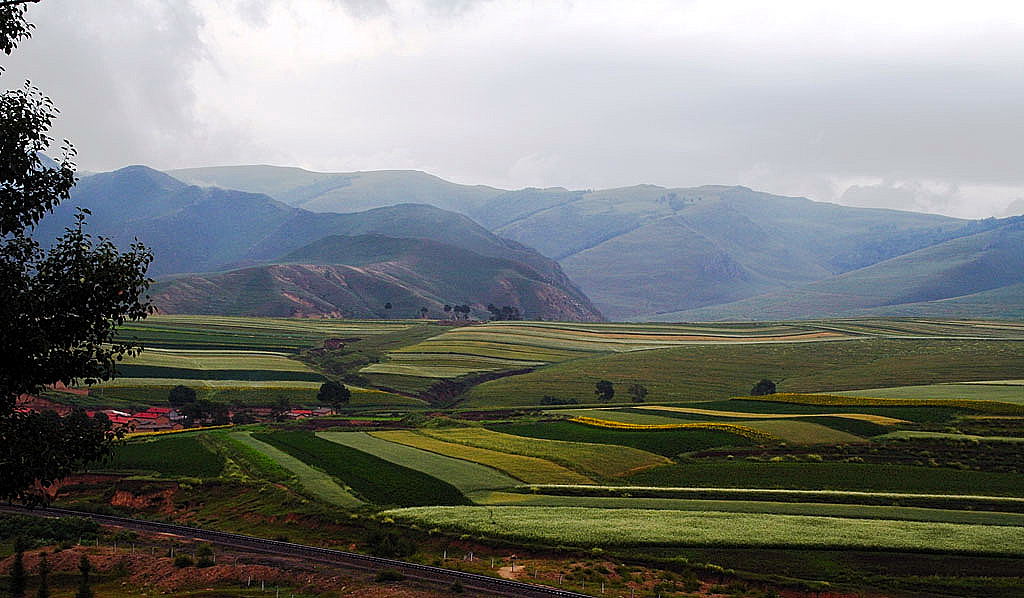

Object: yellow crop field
[369,430,592,484]
[420,427,670,478]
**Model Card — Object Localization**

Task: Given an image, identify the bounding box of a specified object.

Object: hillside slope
[152,235,602,321]
[170,165,503,214]
[168,166,1018,320]
[655,218,1024,321]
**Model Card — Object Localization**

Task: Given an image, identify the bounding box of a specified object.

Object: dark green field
[252,431,469,507]
[626,461,1024,496]
[489,420,756,456]
[99,436,225,478]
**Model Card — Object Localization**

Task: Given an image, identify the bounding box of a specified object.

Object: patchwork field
[252,430,469,507]
[385,506,1024,555]
[836,382,1024,404]
[418,427,670,479]
[460,338,1024,407]
[44,316,1024,598]
[226,432,362,507]
[318,431,520,493]
[368,430,592,484]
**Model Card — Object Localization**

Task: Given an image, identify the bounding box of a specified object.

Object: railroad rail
[1,505,591,598]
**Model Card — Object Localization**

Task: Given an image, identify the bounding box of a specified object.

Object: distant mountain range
[169,165,1024,321]
[35,166,600,321]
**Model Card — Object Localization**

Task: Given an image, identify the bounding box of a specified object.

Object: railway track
[2,505,591,598]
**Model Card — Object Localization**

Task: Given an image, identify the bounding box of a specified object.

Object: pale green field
[318,431,519,493]
[369,321,852,377]
[123,348,316,371]
[550,407,868,444]
[89,378,425,406]
[420,428,670,478]
[472,491,1024,526]
[386,506,1024,555]
[370,430,592,484]
[836,383,1024,404]
[732,419,865,444]
[228,432,361,507]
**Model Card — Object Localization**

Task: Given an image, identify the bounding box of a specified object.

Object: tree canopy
[750,378,777,396]
[317,380,351,413]
[0,2,153,503]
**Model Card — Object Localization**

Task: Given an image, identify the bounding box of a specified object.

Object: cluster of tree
[443,304,473,319]
[1,2,152,504]
[486,304,522,321]
[167,386,229,425]
[594,381,648,403]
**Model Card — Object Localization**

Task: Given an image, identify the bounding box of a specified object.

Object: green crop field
[385,506,1024,555]
[318,431,519,493]
[471,491,1024,526]
[489,420,756,456]
[252,431,469,507]
[501,485,1024,511]
[226,432,361,507]
[836,383,1024,404]
[419,427,670,478]
[87,378,422,407]
[368,430,592,484]
[626,461,1024,496]
[205,432,295,484]
[117,315,416,351]
[460,338,1024,407]
[98,435,224,478]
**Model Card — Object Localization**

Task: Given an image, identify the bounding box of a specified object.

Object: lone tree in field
[168,384,197,406]
[750,378,777,396]
[1,1,153,504]
[628,383,648,403]
[317,380,351,413]
[595,380,615,402]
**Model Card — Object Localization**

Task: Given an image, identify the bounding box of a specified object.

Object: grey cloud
[1,1,207,170]
[1004,199,1024,217]
[839,181,962,214]
[2,1,1022,218]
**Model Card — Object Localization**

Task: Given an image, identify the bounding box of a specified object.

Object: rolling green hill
[170,165,503,214]
[166,166,1023,320]
[658,219,1024,321]
[152,234,602,320]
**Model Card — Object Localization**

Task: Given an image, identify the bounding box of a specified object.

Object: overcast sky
[4,0,1023,218]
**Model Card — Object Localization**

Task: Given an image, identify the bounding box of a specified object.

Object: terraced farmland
[318,431,520,493]
[227,432,362,507]
[461,338,1024,407]
[252,431,469,506]
[835,382,1024,404]
[419,427,670,479]
[386,506,1024,555]
[489,420,758,456]
[367,321,853,380]
[117,315,417,350]
[369,430,592,484]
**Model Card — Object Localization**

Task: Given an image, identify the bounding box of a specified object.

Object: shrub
[375,569,405,582]
[173,555,194,568]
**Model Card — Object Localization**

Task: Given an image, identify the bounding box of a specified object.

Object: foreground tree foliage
[1,2,153,503]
